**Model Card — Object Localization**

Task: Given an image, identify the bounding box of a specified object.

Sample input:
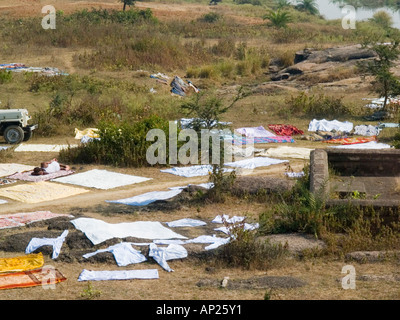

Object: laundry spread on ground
[0,268,67,290]
[148,243,188,272]
[71,217,188,245]
[0,253,44,274]
[78,269,159,281]
[212,215,246,224]
[354,125,381,136]
[308,119,354,133]
[0,211,73,230]
[258,146,314,160]
[25,230,69,259]
[14,144,77,152]
[166,218,207,228]
[285,171,306,178]
[235,126,276,138]
[74,128,99,140]
[7,169,75,182]
[107,189,183,206]
[0,164,36,177]
[233,135,295,145]
[160,165,233,177]
[83,242,147,267]
[0,200,7,205]
[268,124,304,136]
[52,169,151,190]
[0,181,89,204]
[0,178,16,186]
[323,136,377,145]
[224,156,288,170]
[184,235,231,250]
[0,63,68,76]
[330,141,392,149]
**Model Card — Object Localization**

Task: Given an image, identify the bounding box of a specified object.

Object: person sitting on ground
[32,158,70,176]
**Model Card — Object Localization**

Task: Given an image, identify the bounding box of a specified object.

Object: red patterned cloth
[268,124,304,136]
[323,136,377,145]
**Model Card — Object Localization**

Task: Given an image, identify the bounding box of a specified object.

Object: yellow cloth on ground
[259,146,314,160]
[0,163,35,177]
[74,128,99,140]
[0,181,89,203]
[0,253,44,273]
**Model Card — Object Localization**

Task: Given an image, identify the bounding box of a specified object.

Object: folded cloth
[107,189,183,206]
[25,230,69,259]
[0,268,67,290]
[224,156,288,170]
[166,218,207,228]
[83,242,147,267]
[78,269,159,281]
[71,217,187,245]
[7,169,75,182]
[268,124,304,136]
[308,119,353,133]
[149,243,188,272]
[0,253,44,273]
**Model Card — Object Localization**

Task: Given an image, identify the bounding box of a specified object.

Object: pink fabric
[0,211,72,229]
[7,170,74,182]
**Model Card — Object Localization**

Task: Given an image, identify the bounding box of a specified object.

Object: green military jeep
[0,109,38,144]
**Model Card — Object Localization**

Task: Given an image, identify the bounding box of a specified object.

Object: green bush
[0,70,12,84]
[59,115,172,167]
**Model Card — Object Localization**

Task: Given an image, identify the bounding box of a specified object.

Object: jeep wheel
[23,129,32,142]
[4,125,24,144]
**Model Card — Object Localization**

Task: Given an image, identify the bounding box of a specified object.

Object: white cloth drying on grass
[71,217,187,245]
[148,243,188,272]
[14,144,77,152]
[215,223,259,235]
[78,269,159,281]
[224,156,288,170]
[235,126,276,138]
[285,171,306,178]
[52,169,151,190]
[160,165,233,178]
[228,145,264,158]
[166,218,207,228]
[0,200,7,205]
[0,163,35,177]
[185,235,231,250]
[168,183,214,190]
[308,119,353,133]
[212,214,245,224]
[107,189,183,206]
[330,141,392,149]
[354,125,381,136]
[0,146,9,151]
[82,242,147,267]
[25,230,68,259]
[259,146,313,160]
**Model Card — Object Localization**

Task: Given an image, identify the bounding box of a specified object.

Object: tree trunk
[123,2,126,11]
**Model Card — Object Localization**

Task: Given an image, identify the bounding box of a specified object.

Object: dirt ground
[1,0,400,303]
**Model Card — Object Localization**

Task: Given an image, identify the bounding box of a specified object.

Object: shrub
[199,12,222,23]
[0,70,12,84]
[59,115,172,167]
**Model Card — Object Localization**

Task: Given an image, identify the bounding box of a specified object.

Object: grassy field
[0,0,399,302]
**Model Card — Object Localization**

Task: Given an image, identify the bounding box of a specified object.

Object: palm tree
[295,0,319,15]
[263,9,292,28]
[275,0,292,10]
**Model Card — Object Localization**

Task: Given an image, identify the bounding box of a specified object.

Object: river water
[313,0,400,29]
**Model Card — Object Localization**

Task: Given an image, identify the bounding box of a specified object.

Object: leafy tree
[370,10,393,30]
[295,0,319,15]
[360,38,400,111]
[263,9,292,29]
[121,0,135,11]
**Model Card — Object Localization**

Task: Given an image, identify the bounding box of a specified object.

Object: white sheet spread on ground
[215,223,259,235]
[330,141,392,149]
[354,125,381,136]
[235,126,276,137]
[149,243,188,272]
[168,183,214,190]
[160,165,233,177]
[25,230,68,259]
[308,119,353,133]
[83,242,147,267]
[228,145,264,158]
[0,200,7,205]
[184,235,231,250]
[106,189,183,206]
[212,214,245,224]
[14,144,77,152]
[0,163,36,177]
[71,217,187,245]
[259,146,314,160]
[224,156,288,169]
[78,269,159,281]
[166,218,207,228]
[52,169,151,189]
